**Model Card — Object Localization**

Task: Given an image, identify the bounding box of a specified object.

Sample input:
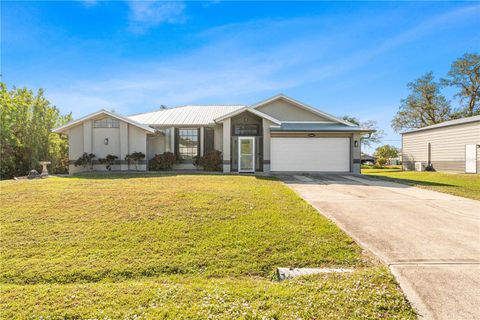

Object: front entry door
[239,137,255,173]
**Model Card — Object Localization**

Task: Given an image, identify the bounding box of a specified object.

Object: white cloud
[128,1,186,34]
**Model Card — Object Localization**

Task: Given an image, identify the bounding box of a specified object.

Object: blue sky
[2,1,480,152]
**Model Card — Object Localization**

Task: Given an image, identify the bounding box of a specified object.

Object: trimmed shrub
[74,153,95,170]
[198,150,222,171]
[149,152,176,170]
[125,152,145,171]
[98,154,118,171]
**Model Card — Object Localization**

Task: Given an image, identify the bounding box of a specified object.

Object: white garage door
[271,137,350,172]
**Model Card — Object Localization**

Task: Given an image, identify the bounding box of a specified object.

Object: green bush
[376,157,387,167]
[98,154,118,171]
[149,152,176,170]
[125,152,145,171]
[198,150,223,171]
[74,153,95,169]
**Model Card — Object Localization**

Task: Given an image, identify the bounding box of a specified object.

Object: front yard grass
[0,174,415,319]
[363,168,480,200]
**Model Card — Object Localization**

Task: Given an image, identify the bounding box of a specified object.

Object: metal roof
[401,115,480,134]
[128,105,245,126]
[270,123,374,132]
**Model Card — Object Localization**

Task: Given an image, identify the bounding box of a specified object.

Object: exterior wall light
[354,140,359,148]
[104,138,109,145]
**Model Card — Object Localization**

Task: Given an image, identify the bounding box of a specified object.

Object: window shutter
[197,128,201,158]
[174,128,179,157]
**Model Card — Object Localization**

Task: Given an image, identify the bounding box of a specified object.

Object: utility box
[415,162,425,172]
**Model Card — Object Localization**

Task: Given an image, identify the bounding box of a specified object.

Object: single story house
[52,94,373,174]
[401,115,480,173]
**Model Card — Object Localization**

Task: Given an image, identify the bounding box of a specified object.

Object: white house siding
[402,121,480,173]
[255,99,334,122]
[147,135,166,160]
[68,125,84,160]
[213,124,223,152]
[92,127,121,158]
[128,125,148,171]
[68,117,149,174]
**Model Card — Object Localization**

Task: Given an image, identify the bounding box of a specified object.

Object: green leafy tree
[374,144,399,167]
[341,116,384,148]
[374,144,399,159]
[441,53,480,117]
[392,72,452,132]
[0,82,72,178]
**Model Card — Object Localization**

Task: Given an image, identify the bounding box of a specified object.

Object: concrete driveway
[281,174,480,320]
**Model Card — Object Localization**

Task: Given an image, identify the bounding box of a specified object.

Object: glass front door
[238,137,255,173]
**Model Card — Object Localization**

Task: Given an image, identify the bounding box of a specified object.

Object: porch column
[200,127,204,157]
[222,119,231,173]
[169,127,175,153]
[352,133,361,174]
[119,122,129,170]
[83,120,92,154]
[262,119,271,173]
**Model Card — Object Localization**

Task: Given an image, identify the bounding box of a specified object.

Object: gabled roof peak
[52,109,155,134]
[250,94,355,126]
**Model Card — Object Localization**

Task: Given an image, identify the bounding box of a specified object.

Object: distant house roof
[52,109,155,134]
[128,105,245,126]
[401,115,480,134]
[361,153,376,161]
[270,123,374,132]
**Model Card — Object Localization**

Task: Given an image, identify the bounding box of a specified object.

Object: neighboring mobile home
[401,115,480,173]
[53,94,372,174]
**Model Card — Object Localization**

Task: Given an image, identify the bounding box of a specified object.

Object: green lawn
[363,168,480,200]
[0,174,415,319]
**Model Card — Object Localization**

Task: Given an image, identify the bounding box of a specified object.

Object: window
[94,118,120,128]
[177,128,198,161]
[233,124,259,136]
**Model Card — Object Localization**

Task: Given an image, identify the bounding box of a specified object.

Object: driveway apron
[281,174,480,320]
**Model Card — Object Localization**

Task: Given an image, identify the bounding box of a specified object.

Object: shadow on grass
[59,171,279,181]
[366,175,453,188]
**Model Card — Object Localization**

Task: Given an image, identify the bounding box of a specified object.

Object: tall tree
[342,116,384,148]
[374,144,399,166]
[0,83,72,179]
[442,53,480,117]
[392,72,452,132]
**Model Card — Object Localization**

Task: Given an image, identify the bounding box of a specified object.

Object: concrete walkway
[281,174,480,320]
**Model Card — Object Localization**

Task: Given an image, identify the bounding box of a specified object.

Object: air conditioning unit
[415,162,425,172]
